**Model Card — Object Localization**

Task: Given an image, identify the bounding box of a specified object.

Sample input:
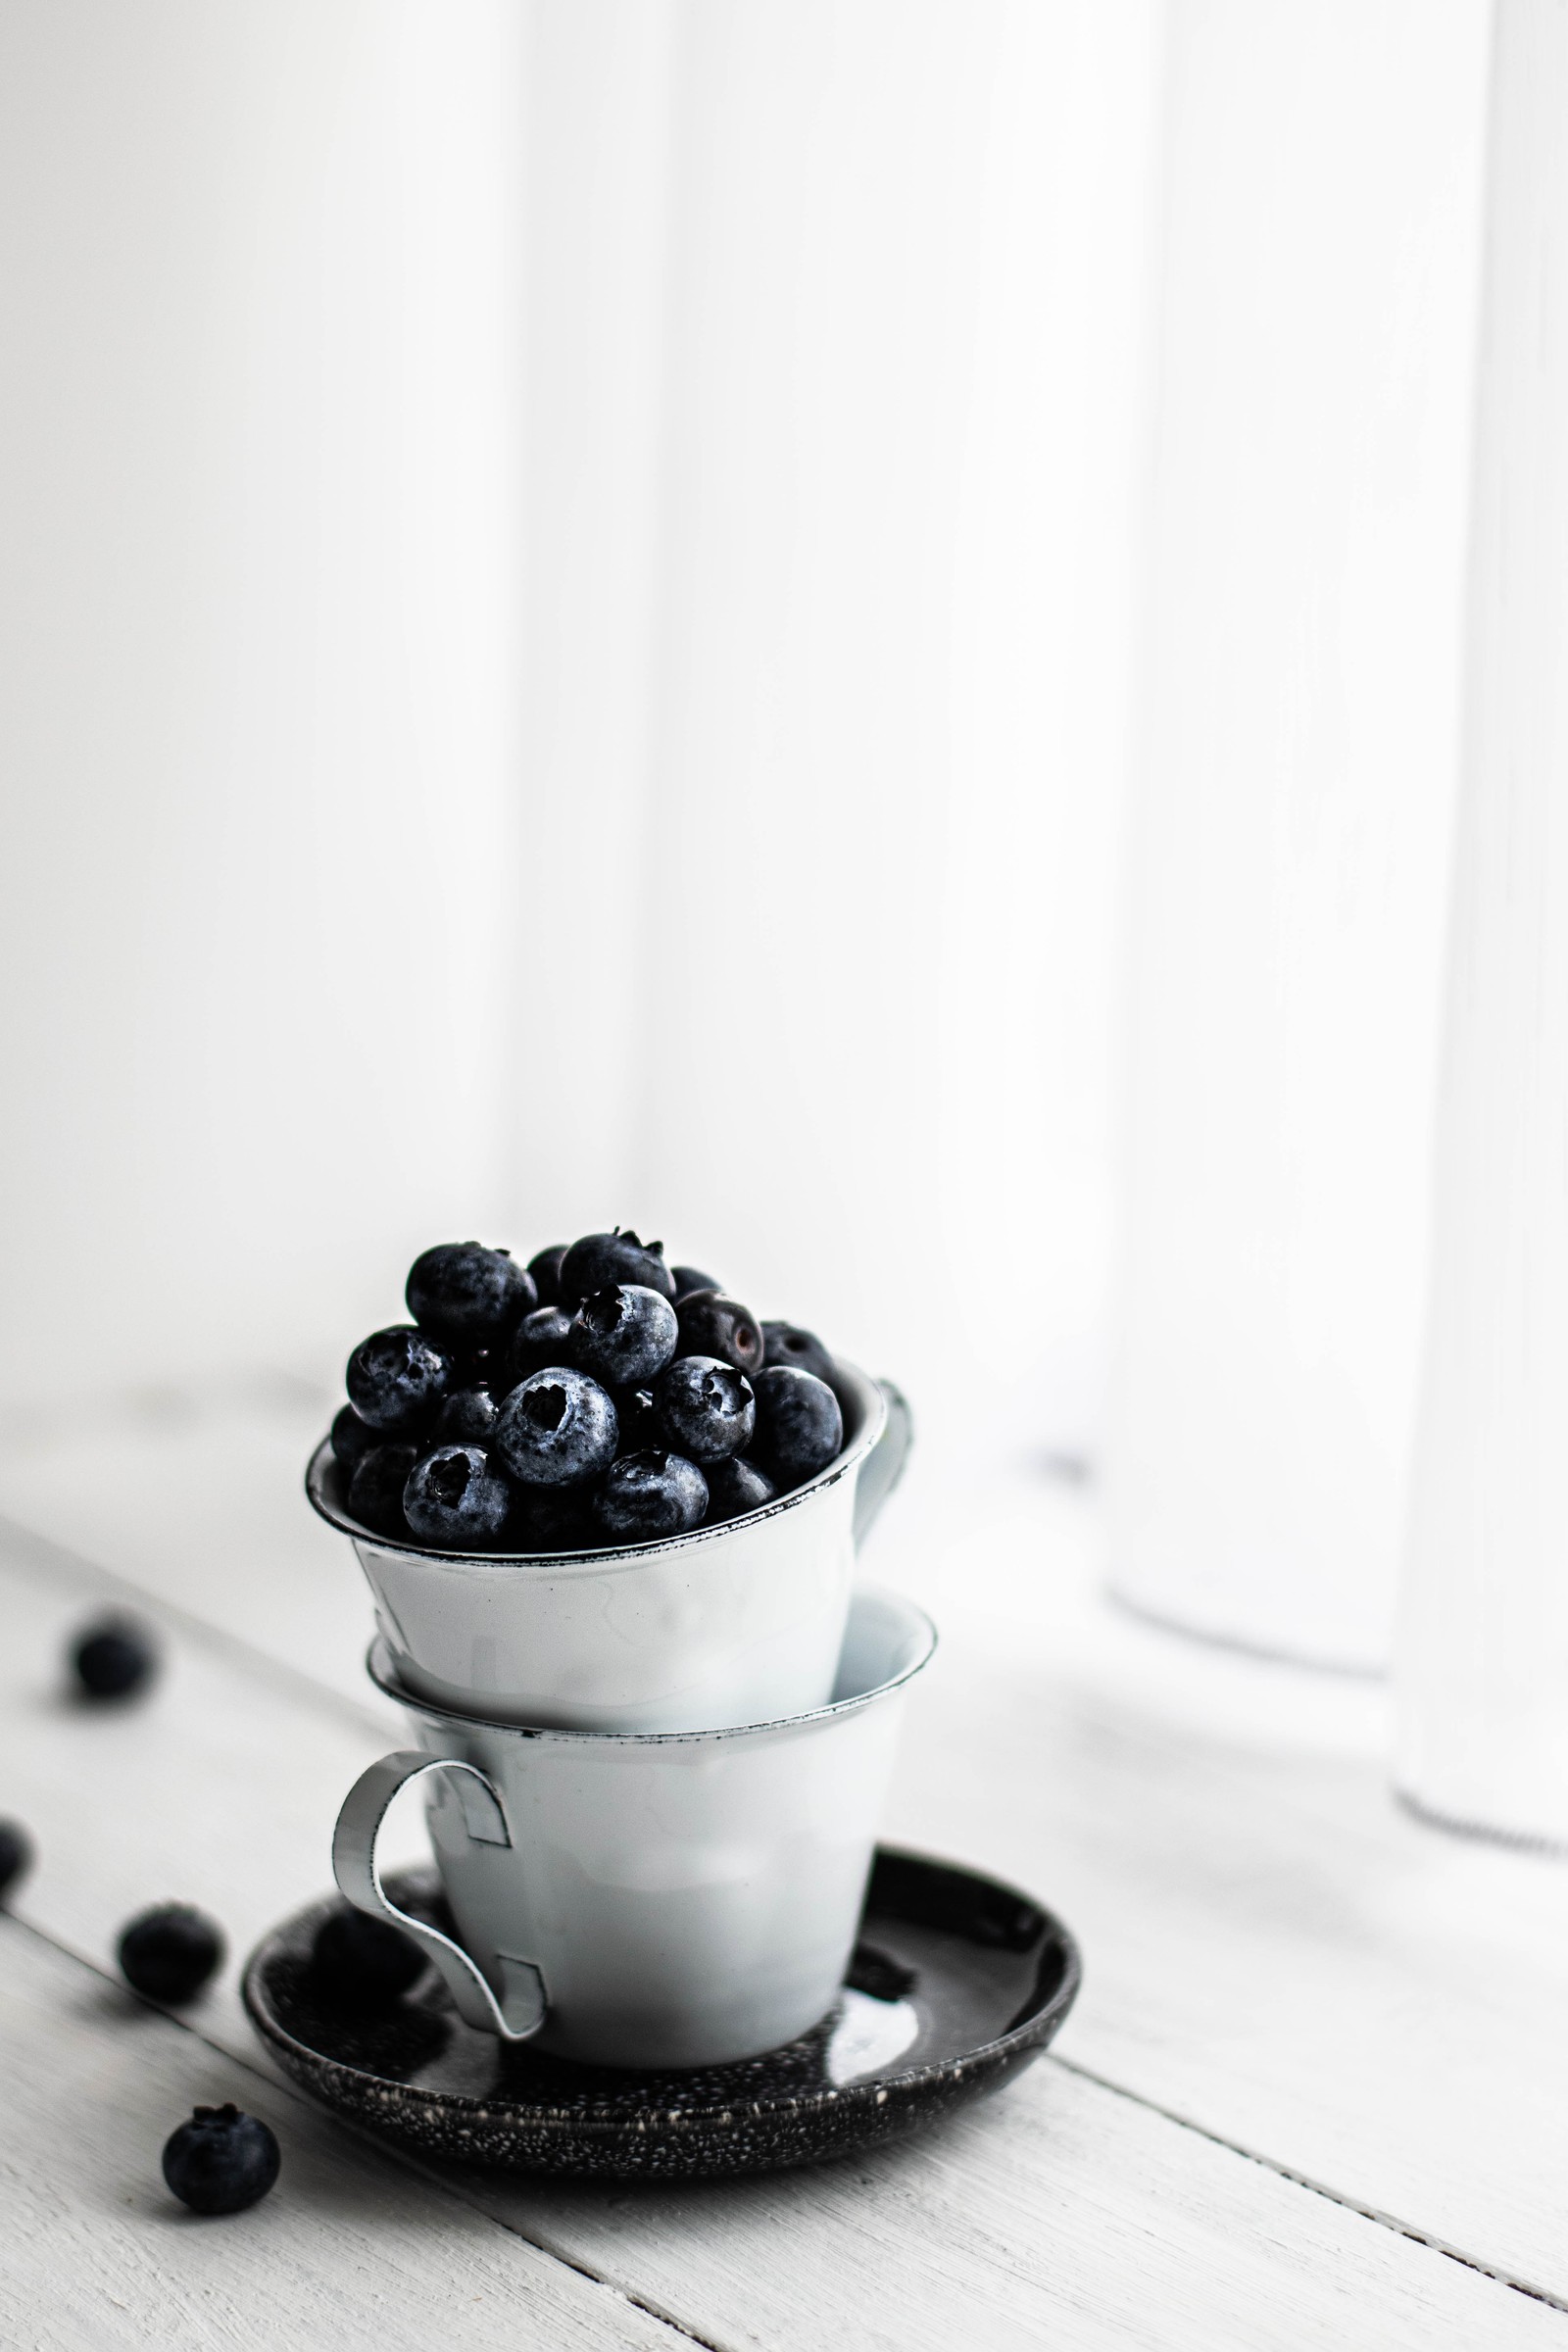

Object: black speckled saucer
[242,1847,1080,2180]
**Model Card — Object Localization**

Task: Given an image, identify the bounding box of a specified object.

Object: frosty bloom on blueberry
[346,1325,453,1431]
[403,1444,514,1546]
[655,1355,757,1463]
[321,1225,859,1554]
[592,1449,709,1541]
[495,1367,619,1488]
[568,1283,679,1389]
[405,1241,535,1344]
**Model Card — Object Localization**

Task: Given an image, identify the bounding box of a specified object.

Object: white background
[0,0,1489,1515]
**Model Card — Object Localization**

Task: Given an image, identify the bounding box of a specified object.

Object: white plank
[0,1524,1558,2351]
[493,2067,1567,2352]
[3,1397,1568,2301]
[0,1920,686,2352]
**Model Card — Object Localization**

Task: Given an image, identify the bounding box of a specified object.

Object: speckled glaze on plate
[242,1846,1080,2180]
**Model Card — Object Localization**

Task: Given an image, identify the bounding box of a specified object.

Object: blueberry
[513,1488,595,1552]
[752,1365,844,1487]
[613,1386,662,1450]
[406,1241,535,1345]
[760,1321,838,1385]
[703,1455,776,1523]
[653,1356,756,1463]
[494,1368,619,1488]
[403,1445,514,1547]
[0,1819,34,1903]
[348,1443,420,1539]
[432,1385,498,1445]
[527,1244,569,1306]
[671,1264,720,1300]
[592,1450,709,1542]
[345,1325,453,1433]
[118,1904,225,2003]
[312,1907,424,2001]
[569,1285,679,1388]
[558,1229,675,1303]
[676,1290,765,1376]
[505,1303,576,1384]
[162,2104,280,2215]
[329,1403,382,1474]
[71,1616,158,1701]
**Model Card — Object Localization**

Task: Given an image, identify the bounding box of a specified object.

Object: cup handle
[331,1751,548,2043]
[853,1378,914,1547]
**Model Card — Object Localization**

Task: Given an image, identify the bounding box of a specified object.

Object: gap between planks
[1050,2055,1568,2322]
[2,1491,1561,2330]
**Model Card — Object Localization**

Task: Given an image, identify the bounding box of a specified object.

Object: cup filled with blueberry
[308,1231,912,1734]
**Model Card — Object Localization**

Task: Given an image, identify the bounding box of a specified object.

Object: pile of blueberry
[327,1231,848,1552]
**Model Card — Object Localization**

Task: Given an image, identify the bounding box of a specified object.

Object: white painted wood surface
[1396,0,1568,1849]
[2,1392,1566,2344]
[1107,0,1491,1668]
[0,1925,686,2352]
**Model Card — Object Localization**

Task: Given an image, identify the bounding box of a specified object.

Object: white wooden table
[1,1382,1564,2351]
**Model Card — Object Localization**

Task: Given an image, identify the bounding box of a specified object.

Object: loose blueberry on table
[70,1616,159,1701]
[118,1903,226,2004]
[0,1818,34,1903]
[323,1226,856,1555]
[162,2104,280,2215]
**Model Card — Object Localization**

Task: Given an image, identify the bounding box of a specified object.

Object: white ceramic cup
[307,1359,911,1734]
[330,1586,936,2070]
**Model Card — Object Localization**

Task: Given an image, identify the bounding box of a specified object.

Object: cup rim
[364,1582,938,1746]
[306,1355,888,1572]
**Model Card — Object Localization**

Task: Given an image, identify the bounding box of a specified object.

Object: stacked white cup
[309,1359,925,2069]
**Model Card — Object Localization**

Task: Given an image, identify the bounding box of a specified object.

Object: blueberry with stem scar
[653,1356,756,1463]
[162,2105,280,2215]
[403,1445,514,1546]
[346,1326,453,1433]
[494,1368,619,1487]
[568,1284,679,1389]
